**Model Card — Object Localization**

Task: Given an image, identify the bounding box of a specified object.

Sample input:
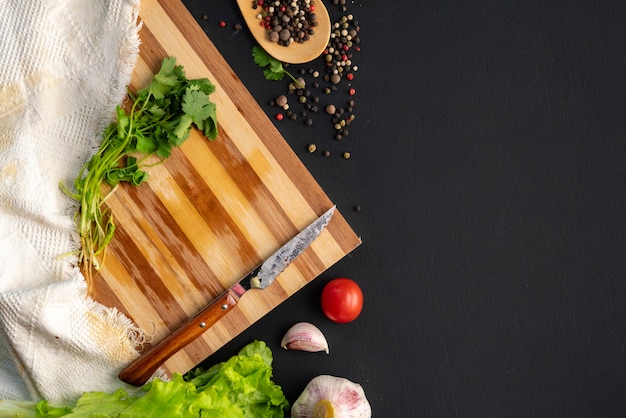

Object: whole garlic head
[291,375,372,418]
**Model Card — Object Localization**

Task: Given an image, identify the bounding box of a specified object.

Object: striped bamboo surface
[91,0,361,376]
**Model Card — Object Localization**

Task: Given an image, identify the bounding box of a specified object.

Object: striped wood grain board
[91,0,361,376]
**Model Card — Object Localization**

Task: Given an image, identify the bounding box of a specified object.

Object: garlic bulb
[281,322,329,354]
[291,375,372,418]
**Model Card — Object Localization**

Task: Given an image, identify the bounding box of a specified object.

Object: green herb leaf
[252,45,273,67]
[252,45,301,86]
[134,130,156,154]
[183,89,215,125]
[203,114,218,140]
[188,77,216,96]
[172,114,194,145]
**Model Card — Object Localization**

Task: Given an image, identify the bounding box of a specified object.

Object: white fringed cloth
[0,0,146,403]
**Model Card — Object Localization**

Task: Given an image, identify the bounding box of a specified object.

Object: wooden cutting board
[91,0,361,376]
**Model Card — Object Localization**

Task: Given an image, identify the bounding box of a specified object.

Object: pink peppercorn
[349,88,356,96]
[219,21,226,27]
[275,113,284,121]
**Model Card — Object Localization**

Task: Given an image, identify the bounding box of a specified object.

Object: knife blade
[119,205,336,386]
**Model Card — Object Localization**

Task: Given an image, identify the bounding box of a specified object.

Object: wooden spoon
[236,0,331,64]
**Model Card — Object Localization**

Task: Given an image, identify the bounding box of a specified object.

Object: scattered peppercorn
[275,113,284,121]
[354,205,362,212]
[322,150,331,157]
[219,20,226,27]
[275,95,288,107]
[259,7,361,153]
[308,143,317,153]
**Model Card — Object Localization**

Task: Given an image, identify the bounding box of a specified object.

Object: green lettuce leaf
[0,341,288,418]
[186,340,289,418]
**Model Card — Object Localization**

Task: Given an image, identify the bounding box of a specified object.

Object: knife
[119,205,336,386]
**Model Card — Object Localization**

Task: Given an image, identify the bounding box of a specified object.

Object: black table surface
[180,1,626,416]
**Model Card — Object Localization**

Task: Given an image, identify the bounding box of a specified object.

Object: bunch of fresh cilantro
[0,341,288,417]
[60,56,217,280]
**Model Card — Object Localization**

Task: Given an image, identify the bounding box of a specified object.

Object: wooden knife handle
[119,290,239,386]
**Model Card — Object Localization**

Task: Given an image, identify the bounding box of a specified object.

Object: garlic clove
[291,375,372,418]
[281,322,329,354]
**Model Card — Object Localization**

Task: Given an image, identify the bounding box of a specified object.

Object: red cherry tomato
[321,278,363,323]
